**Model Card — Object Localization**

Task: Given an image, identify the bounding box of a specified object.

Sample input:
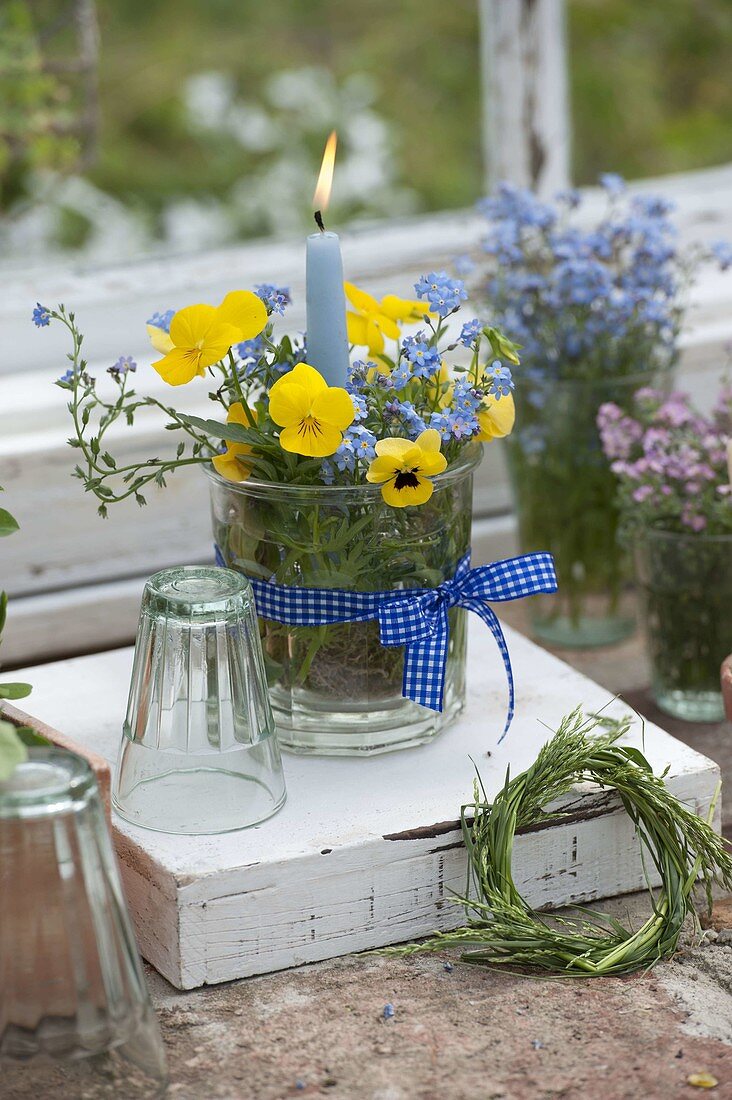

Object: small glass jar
[635,525,732,722]
[505,366,673,648]
[206,447,480,755]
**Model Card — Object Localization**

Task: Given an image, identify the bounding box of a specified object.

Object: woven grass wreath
[395,708,732,976]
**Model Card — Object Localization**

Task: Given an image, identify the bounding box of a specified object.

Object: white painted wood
[14,619,721,989]
[479,0,571,196]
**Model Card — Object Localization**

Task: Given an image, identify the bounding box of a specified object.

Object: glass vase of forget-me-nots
[472,175,703,647]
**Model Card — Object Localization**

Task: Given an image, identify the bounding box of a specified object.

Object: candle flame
[313,131,337,212]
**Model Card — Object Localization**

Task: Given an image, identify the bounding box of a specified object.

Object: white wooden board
[15,620,721,990]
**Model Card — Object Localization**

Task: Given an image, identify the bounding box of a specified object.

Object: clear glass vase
[206,447,479,755]
[635,526,732,722]
[505,368,672,648]
[114,566,286,834]
[0,749,168,1098]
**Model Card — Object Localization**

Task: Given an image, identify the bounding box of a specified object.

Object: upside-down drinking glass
[0,748,168,1099]
[113,565,286,834]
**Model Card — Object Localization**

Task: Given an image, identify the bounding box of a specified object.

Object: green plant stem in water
[387,707,732,976]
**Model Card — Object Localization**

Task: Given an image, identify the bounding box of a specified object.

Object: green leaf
[0,508,19,537]
[179,413,231,440]
[0,720,27,781]
[180,414,263,446]
[0,683,33,700]
[17,726,50,748]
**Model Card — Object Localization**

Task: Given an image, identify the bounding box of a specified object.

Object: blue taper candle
[306,225,350,388]
[305,132,350,389]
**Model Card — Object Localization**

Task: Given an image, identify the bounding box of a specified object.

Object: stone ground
[138,612,732,1100]
[143,897,732,1100]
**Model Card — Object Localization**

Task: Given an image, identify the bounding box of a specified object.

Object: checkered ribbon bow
[215,548,557,737]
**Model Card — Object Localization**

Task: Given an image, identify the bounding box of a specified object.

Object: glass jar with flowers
[470,175,731,648]
[599,386,732,722]
[39,275,553,755]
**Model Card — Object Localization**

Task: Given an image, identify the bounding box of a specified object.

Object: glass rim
[145,565,253,610]
[202,441,483,498]
[0,748,96,819]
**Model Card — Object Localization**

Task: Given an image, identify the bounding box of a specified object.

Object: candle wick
[314,210,326,233]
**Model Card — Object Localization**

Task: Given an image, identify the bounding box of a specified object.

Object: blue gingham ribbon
[215,547,556,736]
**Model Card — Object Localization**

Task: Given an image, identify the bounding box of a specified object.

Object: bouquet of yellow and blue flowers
[40,272,516,511]
[37,276,547,755]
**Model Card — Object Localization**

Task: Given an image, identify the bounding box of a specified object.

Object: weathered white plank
[14,620,721,989]
[479,0,571,196]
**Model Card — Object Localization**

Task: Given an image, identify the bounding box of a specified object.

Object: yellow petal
[477,392,515,441]
[169,304,218,348]
[279,419,342,457]
[381,476,434,508]
[269,365,325,413]
[373,313,401,342]
[416,428,442,454]
[416,450,447,477]
[212,449,252,482]
[379,295,431,323]
[374,437,414,461]
[151,347,202,386]
[687,1074,718,1090]
[216,291,268,340]
[345,282,381,315]
[365,318,385,354]
[198,321,243,368]
[146,324,175,354]
[227,401,257,427]
[346,311,370,346]
[269,382,311,428]
[273,362,328,405]
[366,455,401,483]
[311,387,355,432]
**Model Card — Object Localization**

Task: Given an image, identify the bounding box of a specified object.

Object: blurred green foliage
[0,1,80,209]
[2,0,731,226]
[570,0,732,181]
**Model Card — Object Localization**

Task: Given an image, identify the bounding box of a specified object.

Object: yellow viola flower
[477,392,516,441]
[366,428,447,508]
[345,283,432,355]
[152,291,267,387]
[212,402,257,482]
[268,363,355,458]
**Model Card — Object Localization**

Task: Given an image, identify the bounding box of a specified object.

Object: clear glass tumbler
[635,526,732,722]
[114,565,286,834]
[0,748,168,1099]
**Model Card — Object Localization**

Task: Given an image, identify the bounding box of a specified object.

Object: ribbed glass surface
[0,750,167,1098]
[114,566,286,833]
